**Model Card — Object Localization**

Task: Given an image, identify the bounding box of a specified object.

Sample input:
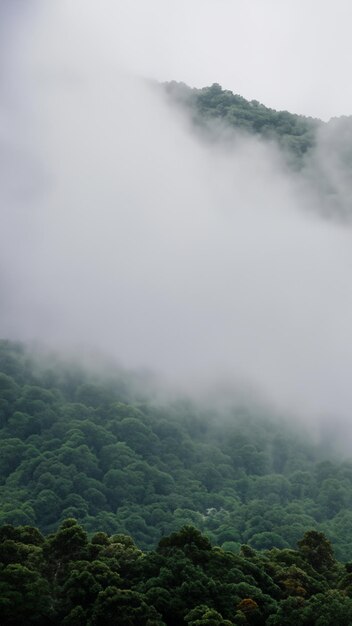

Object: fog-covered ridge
[2,1,352,431]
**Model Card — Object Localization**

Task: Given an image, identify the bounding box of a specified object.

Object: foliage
[163,81,321,166]
[0,521,351,625]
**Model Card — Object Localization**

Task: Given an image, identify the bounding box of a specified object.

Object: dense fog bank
[1,1,352,430]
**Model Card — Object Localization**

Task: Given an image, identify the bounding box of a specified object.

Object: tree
[185,604,232,625]
[0,374,19,426]
[297,530,335,572]
[90,587,166,626]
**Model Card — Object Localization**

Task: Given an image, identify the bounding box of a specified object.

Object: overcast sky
[43,0,352,121]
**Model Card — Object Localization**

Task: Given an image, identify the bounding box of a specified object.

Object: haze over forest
[1,1,352,431]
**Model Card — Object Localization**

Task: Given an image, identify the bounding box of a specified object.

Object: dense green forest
[2,82,352,626]
[164,81,352,220]
[2,519,352,625]
[1,339,352,567]
[163,81,321,164]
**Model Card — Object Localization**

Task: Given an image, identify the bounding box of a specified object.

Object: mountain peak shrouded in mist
[4,5,352,623]
[1,1,352,429]
[163,80,322,159]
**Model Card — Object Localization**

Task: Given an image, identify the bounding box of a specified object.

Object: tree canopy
[1,519,351,625]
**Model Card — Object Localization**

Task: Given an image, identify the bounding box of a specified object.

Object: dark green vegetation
[2,520,352,625]
[163,81,321,164]
[1,339,352,564]
[162,82,352,221]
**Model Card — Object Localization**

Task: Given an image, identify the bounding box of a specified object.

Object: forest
[3,82,352,622]
[2,519,352,625]
[163,81,321,164]
[3,0,352,622]
[2,339,352,565]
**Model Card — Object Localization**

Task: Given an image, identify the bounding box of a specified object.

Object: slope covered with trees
[1,519,352,625]
[163,82,352,220]
[1,340,352,563]
[163,81,321,163]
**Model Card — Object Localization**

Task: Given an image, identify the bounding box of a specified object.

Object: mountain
[3,80,352,623]
[163,81,321,164]
[1,339,352,564]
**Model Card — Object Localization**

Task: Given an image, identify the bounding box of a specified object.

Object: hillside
[1,339,352,564]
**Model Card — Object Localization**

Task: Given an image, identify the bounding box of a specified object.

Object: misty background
[1,1,352,432]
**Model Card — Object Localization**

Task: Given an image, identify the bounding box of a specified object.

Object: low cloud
[2,2,352,432]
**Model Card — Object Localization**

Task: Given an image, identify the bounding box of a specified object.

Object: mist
[2,1,352,432]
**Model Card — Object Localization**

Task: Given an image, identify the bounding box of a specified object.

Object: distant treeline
[163,81,321,163]
[1,339,352,562]
[1,519,352,625]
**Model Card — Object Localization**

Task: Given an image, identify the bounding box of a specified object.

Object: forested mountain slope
[1,340,352,562]
[163,81,321,163]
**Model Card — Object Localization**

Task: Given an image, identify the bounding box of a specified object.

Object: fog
[2,2,352,430]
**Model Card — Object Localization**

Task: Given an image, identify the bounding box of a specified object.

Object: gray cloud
[2,1,352,431]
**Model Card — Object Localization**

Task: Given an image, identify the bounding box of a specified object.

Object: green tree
[185,604,232,625]
[0,563,53,625]
[297,530,335,572]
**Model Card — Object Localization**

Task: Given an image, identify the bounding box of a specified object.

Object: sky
[2,0,352,432]
[31,0,352,121]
